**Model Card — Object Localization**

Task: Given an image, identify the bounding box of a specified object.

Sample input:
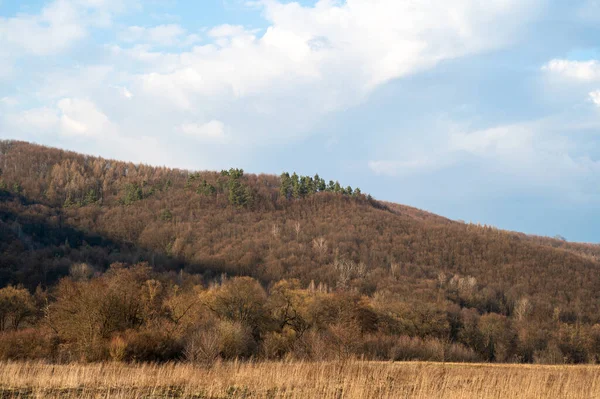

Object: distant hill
[1,140,600,363]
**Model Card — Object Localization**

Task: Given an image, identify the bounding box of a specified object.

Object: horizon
[1,1,600,242]
[7,138,594,245]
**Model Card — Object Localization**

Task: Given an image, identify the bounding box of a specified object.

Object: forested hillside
[1,140,600,364]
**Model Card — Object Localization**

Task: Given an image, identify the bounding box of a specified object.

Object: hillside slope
[1,140,600,363]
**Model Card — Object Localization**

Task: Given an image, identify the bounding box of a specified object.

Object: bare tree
[312,237,328,257]
[514,298,533,322]
[294,221,301,240]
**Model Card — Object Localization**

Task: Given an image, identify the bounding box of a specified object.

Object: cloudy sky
[1,0,600,242]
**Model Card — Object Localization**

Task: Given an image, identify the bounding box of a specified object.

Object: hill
[0,140,600,364]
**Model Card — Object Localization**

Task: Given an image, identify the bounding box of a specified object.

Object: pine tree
[291,173,301,199]
[227,173,252,207]
[197,180,216,196]
[280,172,292,200]
[333,181,342,193]
[122,183,143,205]
[299,176,310,197]
[83,189,98,205]
[315,175,326,192]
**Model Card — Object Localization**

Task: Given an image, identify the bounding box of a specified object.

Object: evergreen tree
[122,183,143,205]
[160,209,173,221]
[83,189,98,205]
[12,182,22,195]
[315,174,326,192]
[306,176,317,194]
[280,173,292,200]
[228,179,245,206]
[299,176,311,197]
[291,173,301,199]
[333,181,342,193]
[228,168,244,179]
[197,180,216,196]
[227,172,252,207]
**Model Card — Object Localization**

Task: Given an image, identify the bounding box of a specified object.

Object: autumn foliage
[1,140,600,364]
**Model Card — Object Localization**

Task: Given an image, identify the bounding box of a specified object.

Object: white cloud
[369,116,600,199]
[208,24,248,38]
[5,107,60,133]
[590,90,600,106]
[122,87,133,99]
[130,0,539,143]
[449,125,536,156]
[0,97,18,107]
[2,0,544,169]
[57,98,117,137]
[0,0,86,56]
[110,85,133,99]
[120,24,199,47]
[542,59,600,81]
[0,0,137,79]
[542,59,600,111]
[180,120,228,141]
[368,157,446,177]
[37,65,115,100]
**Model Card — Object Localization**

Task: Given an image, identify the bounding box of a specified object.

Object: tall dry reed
[0,360,598,398]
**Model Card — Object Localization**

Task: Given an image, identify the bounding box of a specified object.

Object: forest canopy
[1,140,600,364]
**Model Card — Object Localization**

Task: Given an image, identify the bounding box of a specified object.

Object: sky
[1,0,600,242]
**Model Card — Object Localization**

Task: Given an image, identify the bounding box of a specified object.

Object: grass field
[0,360,599,398]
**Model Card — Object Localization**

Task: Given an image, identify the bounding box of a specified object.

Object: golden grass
[0,360,599,398]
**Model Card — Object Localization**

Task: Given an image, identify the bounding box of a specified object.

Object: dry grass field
[0,361,599,398]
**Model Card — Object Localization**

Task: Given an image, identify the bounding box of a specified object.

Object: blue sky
[1,0,600,242]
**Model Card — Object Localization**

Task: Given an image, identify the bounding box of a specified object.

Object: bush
[361,334,397,360]
[118,330,183,362]
[291,330,331,361]
[0,328,58,361]
[218,320,256,359]
[534,342,565,364]
[262,329,296,359]
[390,336,479,362]
[184,328,221,365]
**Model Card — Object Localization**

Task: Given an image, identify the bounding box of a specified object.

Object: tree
[197,180,216,196]
[0,286,36,331]
[48,263,152,360]
[279,173,292,200]
[291,173,301,198]
[314,174,326,192]
[122,183,143,205]
[228,178,251,207]
[268,280,309,338]
[299,176,311,197]
[201,277,269,339]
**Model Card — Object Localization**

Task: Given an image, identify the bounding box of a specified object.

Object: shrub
[0,328,58,361]
[120,330,183,362]
[262,329,296,359]
[218,320,255,359]
[361,334,397,360]
[389,336,479,362]
[184,328,221,365]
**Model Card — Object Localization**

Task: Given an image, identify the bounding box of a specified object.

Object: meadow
[0,360,599,398]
